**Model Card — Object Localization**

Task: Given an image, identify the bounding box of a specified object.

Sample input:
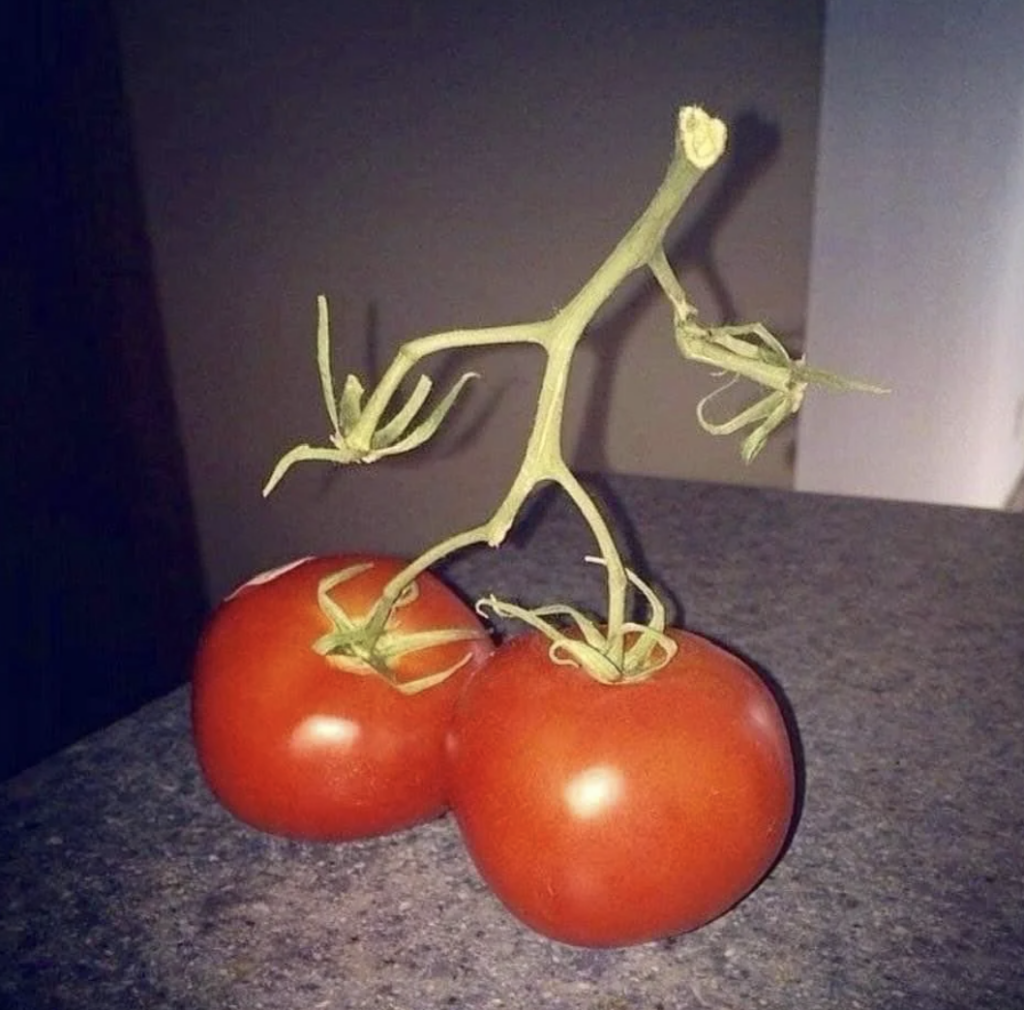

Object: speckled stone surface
[3,475,1023,1009]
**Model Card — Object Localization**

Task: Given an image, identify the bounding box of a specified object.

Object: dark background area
[1,0,208,779]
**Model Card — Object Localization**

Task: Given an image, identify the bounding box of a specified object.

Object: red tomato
[192,555,494,841]
[445,629,795,947]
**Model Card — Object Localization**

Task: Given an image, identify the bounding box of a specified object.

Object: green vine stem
[265,105,886,684]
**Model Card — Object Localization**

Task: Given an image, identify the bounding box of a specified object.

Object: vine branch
[264,105,885,683]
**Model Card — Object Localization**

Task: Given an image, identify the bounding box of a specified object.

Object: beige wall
[797,1,1024,509]
[113,2,824,600]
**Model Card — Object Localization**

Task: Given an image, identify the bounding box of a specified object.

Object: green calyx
[313,563,489,696]
[263,105,886,686]
[477,558,677,685]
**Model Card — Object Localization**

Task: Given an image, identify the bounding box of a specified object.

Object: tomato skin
[192,555,494,841]
[445,629,795,947]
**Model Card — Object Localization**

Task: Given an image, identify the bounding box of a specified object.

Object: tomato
[192,555,494,841]
[445,628,795,947]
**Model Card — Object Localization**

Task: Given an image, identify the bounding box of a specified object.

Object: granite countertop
[2,474,1023,1009]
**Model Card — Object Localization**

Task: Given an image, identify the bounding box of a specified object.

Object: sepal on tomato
[314,561,492,695]
[476,557,676,684]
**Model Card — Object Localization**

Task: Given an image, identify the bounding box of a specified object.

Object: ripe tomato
[192,554,494,841]
[445,628,795,947]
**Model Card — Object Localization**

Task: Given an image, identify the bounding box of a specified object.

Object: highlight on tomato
[444,627,796,947]
[191,554,494,841]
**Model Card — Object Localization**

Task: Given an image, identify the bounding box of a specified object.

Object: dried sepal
[675,312,887,463]
[263,295,478,494]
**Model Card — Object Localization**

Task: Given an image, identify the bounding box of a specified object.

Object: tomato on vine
[445,628,796,947]
[214,103,882,946]
[192,554,493,841]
